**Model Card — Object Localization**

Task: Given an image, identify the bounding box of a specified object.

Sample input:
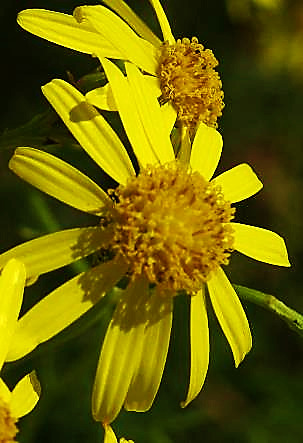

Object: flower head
[17,0,224,129]
[157,36,224,128]
[1,62,289,427]
[0,259,41,441]
[110,162,235,293]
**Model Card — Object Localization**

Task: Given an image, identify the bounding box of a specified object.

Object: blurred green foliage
[1,0,303,442]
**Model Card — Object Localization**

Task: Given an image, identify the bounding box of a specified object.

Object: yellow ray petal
[10,147,111,215]
[231,223,290,267]
[92,277,148,424]
[42,79,135,185]
[161,102,177,137]
[190,123,223,181]
[0,260,25,371]
[181,287,209,408]
[207,267,252,367]
[211,163,263,203]
[99,57,160,167]
[17,9,122,57]
[124,287,173,412]
[104,424,118,443]
[74,5,158,75]
[103,424,134,443]
[0,226,111,283]
[102,0,161,46]
[86,84,118,111]
[86,74,162,113]
[148,0,175,44]
[0,378,11,404]
[6,259,127,362]
[9,372,41,418]
[143,74,162,97]
[126,62,175,164]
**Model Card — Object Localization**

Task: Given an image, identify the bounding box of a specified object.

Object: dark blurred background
[1,0,303,442]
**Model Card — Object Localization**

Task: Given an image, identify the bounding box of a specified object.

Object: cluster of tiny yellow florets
[0,398,18,443]
[109,163,235,294]
[157,37,224,129]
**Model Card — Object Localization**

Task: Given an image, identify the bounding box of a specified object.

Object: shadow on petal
[69,101,100,122]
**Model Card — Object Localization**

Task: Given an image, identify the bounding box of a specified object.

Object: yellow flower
[0,62,289,426]
[0,259,41,442]
[17,0,224,129]
[103,423,134,443]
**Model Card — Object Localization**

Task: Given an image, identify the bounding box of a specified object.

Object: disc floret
[110,163,235,293]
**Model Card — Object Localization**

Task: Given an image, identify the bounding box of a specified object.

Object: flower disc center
[110,163,235,293]
[157,37,224,129]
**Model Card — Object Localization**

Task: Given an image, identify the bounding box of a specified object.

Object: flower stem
[234,284,303,339]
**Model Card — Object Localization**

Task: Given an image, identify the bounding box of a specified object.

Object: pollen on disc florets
[157,37,224,129]
[109,163,235,294]
[0,398,18,443]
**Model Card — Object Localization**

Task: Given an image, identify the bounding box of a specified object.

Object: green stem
[234,284,303,339]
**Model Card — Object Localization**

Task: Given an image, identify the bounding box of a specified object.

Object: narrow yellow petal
[103,424,134,443]
[42,79,135,185]
[0,226,111,283]
[86,84,118,111]
[6,259,127,362]
[211,163,263,203]
[9,372,41,418]
[124,288,173,412]
[231,223,290,267]
[0,379,11,404]
[143,75,162,96]
[99,57,160,167]
[160,102,177,136]
[74,5,158,74]
[17,9,122,57]
[190,123,223,181]
[104,424,118,443]
[126,62,175,164]
[207,267,252,367]
[0,260,25,370]
[181,287,209,408]
[86,75,162,113]
[10,147,111,215]
[102,0,161,46]
[92,277,148,424]
[148,0,175,43]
